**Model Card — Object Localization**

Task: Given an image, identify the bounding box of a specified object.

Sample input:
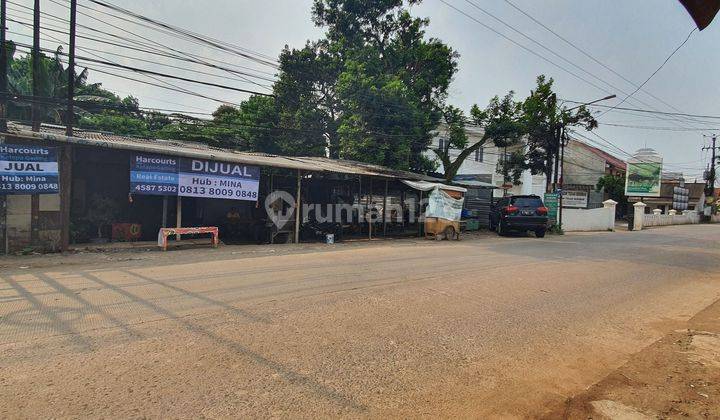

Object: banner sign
[130,154,179,196]
[562,190,588,208]
[625,161,662,197]
[0,144,59,194]
[177,158,260,200]
[544,193,559,223]
[130,153,260,201]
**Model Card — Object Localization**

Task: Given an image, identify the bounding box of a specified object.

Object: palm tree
[7,41,89,125]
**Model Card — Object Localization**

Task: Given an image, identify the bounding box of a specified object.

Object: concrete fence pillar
[668,209,677,216]
[652,208,662,215]
[633,202,647,231]
[603,199,617,231]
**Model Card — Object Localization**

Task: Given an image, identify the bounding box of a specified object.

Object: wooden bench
[158,227,219,251]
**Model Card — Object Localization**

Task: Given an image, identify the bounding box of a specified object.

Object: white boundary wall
[643,212,700,227]
[633,202,700,230]
[562,200,616,232]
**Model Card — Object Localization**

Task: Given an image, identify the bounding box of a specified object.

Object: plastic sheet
[425,187,465,222]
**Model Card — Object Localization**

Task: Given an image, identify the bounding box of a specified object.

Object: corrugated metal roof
[6,122,434,181]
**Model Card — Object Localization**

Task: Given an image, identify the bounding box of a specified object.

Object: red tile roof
[569,139,626,170]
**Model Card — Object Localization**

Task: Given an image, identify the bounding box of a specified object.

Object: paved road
[1,225,719,418]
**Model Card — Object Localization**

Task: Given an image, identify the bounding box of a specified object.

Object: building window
[474,147,484,162]
[498,151,512,164]
[438,138,446,151]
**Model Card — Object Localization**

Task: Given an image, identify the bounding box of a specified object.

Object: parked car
[489,195,549,237]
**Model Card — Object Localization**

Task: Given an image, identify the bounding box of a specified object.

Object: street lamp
[566,95,617,111]
[557,94,617,230]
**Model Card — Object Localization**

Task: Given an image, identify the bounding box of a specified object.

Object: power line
[564,100,720,121]
[81,0,279,68]
[7,17,279,85]
[13,42,274,97]
[442,0,706,131]
[74,0,278,65]
[12,0,278,77]
[598,27,698,118]
[7,29,276,92]
[500,0,711,128]
[601,123,720,132]
[20,0,280,84]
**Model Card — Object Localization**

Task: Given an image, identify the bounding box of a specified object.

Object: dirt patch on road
[550,298,720,419]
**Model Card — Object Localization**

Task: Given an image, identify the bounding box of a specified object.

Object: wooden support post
[358,176,361,231]
[383,179,388,237]
[161,195,168,228]
[0,134,5,255]
[368,177,373,240]
[295,169,301,244]
[400,189,406,232]
[59,146,71,251]
[175,196,182,241]
[418,190,423,237]
[30,195,39,245]
[269,172,274,244]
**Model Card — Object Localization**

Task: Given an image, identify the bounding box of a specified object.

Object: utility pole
[0,0,7,132]
[29,0,41,247]
[0,0,6,255]
[66,0,76,136]
[558,127,567,227]
[32,0,40,131]
[59,0,77,252]
[702,134,718,199]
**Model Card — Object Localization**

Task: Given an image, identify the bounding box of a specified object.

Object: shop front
[1,123,434,253]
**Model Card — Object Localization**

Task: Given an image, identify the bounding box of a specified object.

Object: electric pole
[0,0,7,132]
[66,0,76,136]
[59,0,77,252]
[0,0,6,255]
[702,134,718,198]
[32,0,40,131]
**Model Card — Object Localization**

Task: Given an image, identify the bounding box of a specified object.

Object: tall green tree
[433,92,525,183]
[521,75,597,192]
[597,173,627,215]
[273,0,458,170]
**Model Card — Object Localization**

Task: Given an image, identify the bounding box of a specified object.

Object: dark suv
[489,195,549,237]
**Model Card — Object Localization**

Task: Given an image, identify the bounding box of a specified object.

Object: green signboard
[544,193,559,223]
[625,161,662,197]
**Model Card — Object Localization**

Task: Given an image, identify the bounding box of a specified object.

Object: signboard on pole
[0,144,59,194]
[562,190,588,208]
[544,193,559,223]
[177,158,260,200]
[130,153,260,201]
[625,148,662,197]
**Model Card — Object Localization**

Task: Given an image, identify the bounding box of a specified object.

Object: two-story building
[561,138,626,208]
[426,123,546,198]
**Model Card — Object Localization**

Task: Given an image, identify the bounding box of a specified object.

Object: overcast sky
[10,0,720,180]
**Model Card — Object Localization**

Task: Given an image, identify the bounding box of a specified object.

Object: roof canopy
[401,180,467,193]
[6,122,435,181]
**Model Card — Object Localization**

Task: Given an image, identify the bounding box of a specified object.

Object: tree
[433,92,525,183]
[271,0,457,170]
[597,173,627,215]
[7,44,88,124]
[6,43,163,136]
[521,75,597,192]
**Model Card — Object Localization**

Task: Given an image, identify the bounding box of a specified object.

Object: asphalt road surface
[1,225,719,418]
